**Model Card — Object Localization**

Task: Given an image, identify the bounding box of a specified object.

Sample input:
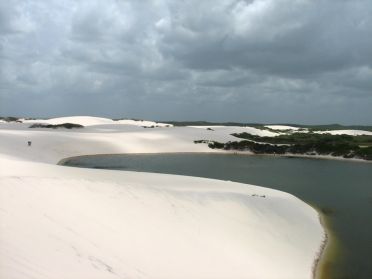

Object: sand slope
[0,116,325,279]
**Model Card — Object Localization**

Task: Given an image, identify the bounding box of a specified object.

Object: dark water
[63,153,372,279]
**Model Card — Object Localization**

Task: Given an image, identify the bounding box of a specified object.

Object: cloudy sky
[1,0,371,124]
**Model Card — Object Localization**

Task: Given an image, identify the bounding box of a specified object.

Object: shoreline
[313,208,331,279]
[59,151,333,279]
[211,149,372,164]
[58,149,372,166]
[313,208,341,279]
[215,147,372,163]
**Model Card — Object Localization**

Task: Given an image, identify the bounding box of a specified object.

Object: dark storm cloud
[160,0,372,76]
[0,0,371,124]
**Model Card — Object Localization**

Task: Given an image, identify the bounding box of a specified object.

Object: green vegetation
[306,124,372,132]
[0,116,21,122]
[194,140,209,144]
[198,132,372,161]
[29,123,84,129]
[233,132,372,146]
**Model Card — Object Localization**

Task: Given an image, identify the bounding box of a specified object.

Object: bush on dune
[29,123,84,129]
[0,116,22,122]
[201,136,372,161]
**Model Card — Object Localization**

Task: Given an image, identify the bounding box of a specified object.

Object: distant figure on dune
[28,141,32,147]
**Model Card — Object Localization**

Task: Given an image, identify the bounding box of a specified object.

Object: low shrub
[29,123,84,129]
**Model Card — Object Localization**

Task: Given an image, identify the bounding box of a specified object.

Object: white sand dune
[189,125,280,137]
[22,116,115,126]
[22,116,173,128]
[265,125,301,131]
[115,119,172,127]
[0,116,325,279]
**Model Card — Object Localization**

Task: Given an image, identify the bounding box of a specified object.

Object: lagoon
[63,153,372,279]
